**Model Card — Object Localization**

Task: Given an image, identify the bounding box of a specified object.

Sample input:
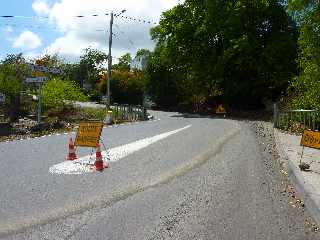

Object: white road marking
[49,124,191,175]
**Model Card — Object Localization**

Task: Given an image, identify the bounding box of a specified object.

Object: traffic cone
[66,137,77,160]
[94,144,109,171]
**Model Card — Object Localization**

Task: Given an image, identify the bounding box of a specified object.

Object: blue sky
[0,0,180,62]
[0,0,59,60]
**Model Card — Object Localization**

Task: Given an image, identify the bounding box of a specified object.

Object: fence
[111,104,147,122]
[273,104,320,131]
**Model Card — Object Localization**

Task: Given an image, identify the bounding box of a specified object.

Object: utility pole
[107,11,114,110]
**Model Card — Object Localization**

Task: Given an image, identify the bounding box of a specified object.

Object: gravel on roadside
[250,121,320,233]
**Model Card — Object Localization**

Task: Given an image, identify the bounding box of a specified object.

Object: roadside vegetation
[1,0,320,137]
[0,49,147,139]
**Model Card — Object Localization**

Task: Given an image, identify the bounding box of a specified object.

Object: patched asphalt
[1,112,319,239]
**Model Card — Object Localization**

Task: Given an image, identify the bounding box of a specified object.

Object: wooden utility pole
[107,12,114,110]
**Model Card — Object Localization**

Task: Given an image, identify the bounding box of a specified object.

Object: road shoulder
[275,128,320,227]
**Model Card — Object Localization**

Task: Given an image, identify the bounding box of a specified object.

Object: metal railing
[111,104,147,122]
[274,105,320,131]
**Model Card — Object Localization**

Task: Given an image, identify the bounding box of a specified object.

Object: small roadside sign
[216,104,226,114]
[75,121,104,147]
[299,129,320,171]
[0,93,5,103]
[301,130,320,149]
[28,64,63,75]
[33,71,46,78]
[25,77,48,84]
[101,95,108,103]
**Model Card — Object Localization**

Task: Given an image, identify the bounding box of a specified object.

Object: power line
[114,24,135,49]
[0,13,158,25]
[0,14,109,19]
[115,14,157,25]
[1,23,107,32]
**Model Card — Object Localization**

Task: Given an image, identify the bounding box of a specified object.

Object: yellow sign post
[75,121,104,147]
[300,130,320,149]
[299,130,320,170]
[215,104,226,118]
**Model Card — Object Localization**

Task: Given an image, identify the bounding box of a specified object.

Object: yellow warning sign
[300,130,320,149]
[33,71,46,77]
[215,104,226,114]
[75,121,104,147]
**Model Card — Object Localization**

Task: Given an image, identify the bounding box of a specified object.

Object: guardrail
[111,104,147,122]
[274,105,319,131]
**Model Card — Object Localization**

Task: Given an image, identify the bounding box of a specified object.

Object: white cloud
[32,0,50,15]
[24,51,42,61]
[41,0,180,61]
[4,26,13,33]
[45,32,100,58]
[13,31,42,50]
[2,26,14,42]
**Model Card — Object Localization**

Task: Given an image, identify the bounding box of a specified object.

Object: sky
[0,0,181,63]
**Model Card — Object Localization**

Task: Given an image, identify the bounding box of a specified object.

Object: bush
[80,108,106,121]
[98,70,144,105]
[290,68,320,112]
[42,78,88,110]
[0,64,22,101]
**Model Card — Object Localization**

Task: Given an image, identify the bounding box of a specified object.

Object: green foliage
[113,53,132,70]
[0,53,29,121]
[42,78,88,110]
[288,0,320,111]
[81,107,106,121]
[62,63,82,83]
[79,48,108,87]
[0,64,23,101]
[135,49,152,59]
[98,70,144,105]
[146,0,298,110]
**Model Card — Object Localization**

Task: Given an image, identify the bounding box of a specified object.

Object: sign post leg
[37,85,42,124]
[300,146,305,165]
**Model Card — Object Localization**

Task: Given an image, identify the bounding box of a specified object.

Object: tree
[0,64,23,100]
[288,0,320,111]
[113,53,132,70]
[79,48,108,88]
[135,49,152,59]
[98,69,144,105]
[0,53,28,121]
[147,0,298,110]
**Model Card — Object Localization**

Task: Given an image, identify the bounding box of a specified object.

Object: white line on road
[49,125,192,175]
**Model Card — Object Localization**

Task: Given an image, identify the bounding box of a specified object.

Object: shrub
[42,78,88,110]
[80,108,106,121]
[98,70,144,105]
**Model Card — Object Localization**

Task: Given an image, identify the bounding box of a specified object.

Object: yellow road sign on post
[75,121,104,147]
[300,130,320,149]
[33,71,46,77]
[215,104,226,114]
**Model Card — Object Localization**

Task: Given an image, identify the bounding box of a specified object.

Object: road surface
[0,111,318,239]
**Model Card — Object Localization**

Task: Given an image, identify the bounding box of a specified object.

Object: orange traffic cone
[94,144,109,171]
[66,137,77,160]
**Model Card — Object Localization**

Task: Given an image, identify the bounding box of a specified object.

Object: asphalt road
[0,111,319,239]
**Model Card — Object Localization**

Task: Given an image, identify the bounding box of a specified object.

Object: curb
[0,118,161,144]
[274,129,320,225]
